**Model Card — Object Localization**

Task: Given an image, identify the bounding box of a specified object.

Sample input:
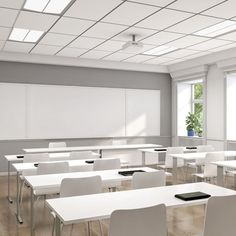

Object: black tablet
[85,160,94,164]
[154,148,167,151]
[17,155,24,159]
[118,170,145,176]
[175,191,211,201]
[34,163,39,167]
[186,146,197,150]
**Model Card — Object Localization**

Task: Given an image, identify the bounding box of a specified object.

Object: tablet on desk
[118,170,145,176]
[17,155,24,159]
[85,160,94,164]
[186,146,197,150]
[34,163,39,167]
[154,148,167,152]
[175,191,211,201]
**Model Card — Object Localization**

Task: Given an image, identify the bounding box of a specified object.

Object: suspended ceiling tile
[69,36,105,49]
[95,40,125,52]
[164,49,200,58]
[168,15,223,34]
[203,0,236,19]
[80,50,112,59]
[168,0,226,13]
[0,8,18,28]
[219,31,236,41]
[39,33,76,46]
[141,31,184,45]
[0,27,11,40]
[143,56,174,64]
[103,52,134,61]
[50,17,95,36]
[114,27,157,42]
[83,22,128,39]
[65,0,122,21]
[187,39,232,51]
[31,44,62,55]
[165,35,210,48]
[209,42,236,52]
[57,47,88,57]
[136,8,193,30]
[0,40,4,50]
[3,41,35,53]
[130,0,175,7]
[0,0,25,9]
[102,2,159,26]
[15,11,59,31]
[124,54,155,63]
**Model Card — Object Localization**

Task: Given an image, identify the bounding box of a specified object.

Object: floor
[0,169,234,236]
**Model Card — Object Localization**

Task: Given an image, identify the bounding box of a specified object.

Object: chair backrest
[60,176,102,198]
[203,152,224,177]
[48,142,66,148]
[93,158,121,171]
[37,162,69,175]
[23,153,49,163]
[196,145,214,165]
[132,170,165,189]
[203,195,236,236]
[165,147,184,168]
[109,204,167,236]
[69,151,96,160]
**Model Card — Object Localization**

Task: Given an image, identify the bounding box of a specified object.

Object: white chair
[194,152,224,183]
[69,151,98,160]
[203,195,236,236]
[93,158,121,171]
[109,204,167,236]
[37,162,69,175]
[186,145,215,180]
[132,170,165,189]
[48,142,66,148]
[52,176,103,236]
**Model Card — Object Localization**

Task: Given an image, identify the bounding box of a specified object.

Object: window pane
[194,83,203,99]
[194,103,203,136]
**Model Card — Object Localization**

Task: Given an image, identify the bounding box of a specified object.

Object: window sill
[178,136,203,139]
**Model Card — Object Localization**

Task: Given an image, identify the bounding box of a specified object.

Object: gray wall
[0,61,172,173]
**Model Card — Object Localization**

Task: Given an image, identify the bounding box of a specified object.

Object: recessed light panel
[143,45,178,56]
[194,20,236,37]
[24,0,72,14]
[9,28,44,43]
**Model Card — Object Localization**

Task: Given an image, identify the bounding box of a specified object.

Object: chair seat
[187,162,197,168]
[194,173,216,179]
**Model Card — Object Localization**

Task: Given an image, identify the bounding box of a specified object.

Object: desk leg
[30,188,35,236]
[142,151,145,166]
[99,149,102,159]
[16,171,23,224]
[172,157,177,185]
[7,161,13,204]
[55,216,62,236]
[217,166,224,187]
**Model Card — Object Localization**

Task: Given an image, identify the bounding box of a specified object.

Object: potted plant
[185,112,197,136]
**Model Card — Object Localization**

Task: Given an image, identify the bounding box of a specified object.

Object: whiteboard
[27,85,126,139]
[0,83,26,139]
[126,89,160,136]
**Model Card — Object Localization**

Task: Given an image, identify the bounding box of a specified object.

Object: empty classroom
[1,0,236,236]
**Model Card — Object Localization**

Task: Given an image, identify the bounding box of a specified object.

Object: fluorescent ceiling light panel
[9,28,44,42]
[143,45,178,56]
[194,20,236,37]
[24,0,72,14]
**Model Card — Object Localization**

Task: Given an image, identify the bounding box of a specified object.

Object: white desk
[4,152,99,204]
[212,160,236,186]
[46,182,236,236]
[138,147,197,166]
[24,167,162,236]
[23,143,162,154]
[170,151,236,184]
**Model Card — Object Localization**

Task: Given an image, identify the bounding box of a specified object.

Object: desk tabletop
[23,144,162,153]
[138,147,196,154]
[46,182,236,225]
[212,160,236,168]
[24,167,158,191]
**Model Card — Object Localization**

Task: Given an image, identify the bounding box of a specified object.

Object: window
[177,80,204,137]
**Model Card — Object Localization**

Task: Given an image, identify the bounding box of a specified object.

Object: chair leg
[52,218,56,236]
[69,224,74,236]
[98,220,104,236]
[87,221,92,236]
[19,180,25,205]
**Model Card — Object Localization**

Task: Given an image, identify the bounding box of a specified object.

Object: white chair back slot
[37,162,69,175]
[109,204,167,236]
[132,170,165,189]
[203,152,224,178]
[203,195,236,236]
[48,142,67,148]
[196,145,214,166]
[93,158,121,171]
[165,147,184,168]
[69,151,96,160]
[60,176,102,198]
[23,153,50,163]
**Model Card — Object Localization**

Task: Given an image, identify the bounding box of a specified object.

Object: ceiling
[1,0,236,66]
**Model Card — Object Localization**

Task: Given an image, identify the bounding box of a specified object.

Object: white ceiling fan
[121,35,143,53]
